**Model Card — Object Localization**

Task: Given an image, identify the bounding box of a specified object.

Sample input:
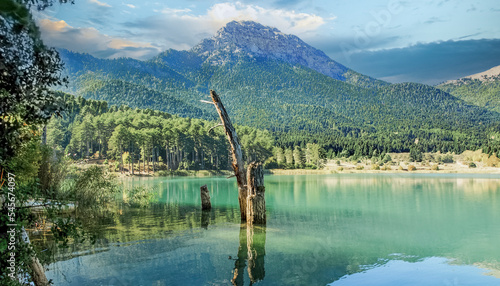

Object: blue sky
[33,0,500,84]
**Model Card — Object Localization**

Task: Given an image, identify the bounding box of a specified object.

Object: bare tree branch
[208,123,224,133]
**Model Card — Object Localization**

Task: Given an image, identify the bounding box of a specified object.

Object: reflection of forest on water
[31,202,241,265]
[33,174,500,285]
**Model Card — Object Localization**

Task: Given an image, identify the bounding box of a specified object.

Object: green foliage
[123,186,158,208]
[71,166,119,208]
[293,146,304,168]
[57,48,500,161]
[37,145,70,197]
[441,154,454,163]
[46,95,275,172]
[4,137,41,184]
[263,157,278,169]
[438,76,500,113]
[431,164,440,171]
[469,162,477,168]
[408,165,417,171]
[274,147,284,165]
[284,148,293,165]
[382,154,392,164]
[409,146,423,162]
[0,0,67,164]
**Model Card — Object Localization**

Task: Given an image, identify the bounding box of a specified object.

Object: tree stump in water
[246,162,266,225]
[200,185,212,210]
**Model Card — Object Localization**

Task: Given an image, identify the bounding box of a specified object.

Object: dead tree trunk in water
[246,162,266,224]
[209,90,247,220]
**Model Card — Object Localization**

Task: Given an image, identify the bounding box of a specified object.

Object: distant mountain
[443,65,500,84]
[153,21,387,89]
[57,21,500,152]
[437,65,500,113]
[193,21,349,81]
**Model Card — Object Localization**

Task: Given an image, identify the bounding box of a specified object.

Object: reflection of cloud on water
[474,261,500,278]
[327,257,500,286]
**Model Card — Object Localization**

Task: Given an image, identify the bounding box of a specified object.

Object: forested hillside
[50,92,500,172]
[48,93,276,172]
[438,76,500,113]
[55,21,500,160]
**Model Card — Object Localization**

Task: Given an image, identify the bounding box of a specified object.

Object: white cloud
[88,0,111,8]
[161,8,192,14]
[124,2,327,51]
[38,2,327,59]
[204,2,325,35]
[38,19,161,60]
[125,4,136,9]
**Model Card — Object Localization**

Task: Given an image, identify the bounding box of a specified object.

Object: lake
[42,173,500,285]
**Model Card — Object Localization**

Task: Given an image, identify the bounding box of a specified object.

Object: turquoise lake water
[44,174,500,285]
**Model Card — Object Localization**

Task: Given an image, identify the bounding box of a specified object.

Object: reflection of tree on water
[35,203,240,265]
[201,210,210,229]
[231,223,266,285]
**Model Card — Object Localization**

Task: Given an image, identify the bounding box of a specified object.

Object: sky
[33,0,500,85]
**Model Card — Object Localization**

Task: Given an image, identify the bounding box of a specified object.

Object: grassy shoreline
[268,165,500,175]
[74,151,500,178]
[75,162,500,178]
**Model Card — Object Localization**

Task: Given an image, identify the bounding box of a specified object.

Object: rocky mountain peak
[191,20,349,81]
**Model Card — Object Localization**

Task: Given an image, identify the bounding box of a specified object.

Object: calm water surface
[43,174,500,285]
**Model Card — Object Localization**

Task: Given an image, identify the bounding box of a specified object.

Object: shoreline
[267,168,500,175]
[110,164,500,178]
[269,160,500,175]
[75,156,500,178]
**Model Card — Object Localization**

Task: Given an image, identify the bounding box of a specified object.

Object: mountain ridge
[443,64,500,84]
[192,21,349,81]
[437,64,500,113]
[56,21,500,152]
[152,20,386,87]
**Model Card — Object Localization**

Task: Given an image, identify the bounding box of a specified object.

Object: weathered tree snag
[246,162,266,225]
[210,90,247,220]
[200,184,212,210]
